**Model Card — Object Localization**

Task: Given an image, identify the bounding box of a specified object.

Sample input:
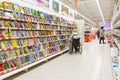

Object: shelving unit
[0,1,77,79]
[111,2,120,80]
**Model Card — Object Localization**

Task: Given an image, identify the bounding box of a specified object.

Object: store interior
[0,0,119,80]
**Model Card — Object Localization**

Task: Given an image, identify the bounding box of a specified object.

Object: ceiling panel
[59,0,116,24]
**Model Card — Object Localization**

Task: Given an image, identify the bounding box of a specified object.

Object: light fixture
[96,0,105,24]
[75,11,96,25]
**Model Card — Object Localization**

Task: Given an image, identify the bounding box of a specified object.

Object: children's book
[21,57,25,64]
[11,31,17,37]
[40,12,45,22]
[24,39,28,46]
[8,40,13,48]
[2,52,8,59]
[1,41,8,49]
[0,2,3,9]
[28,54,35,62]
[9,60,17,68]
[9,21,15,28]
[2,30,9,39]
[4,12,13,18]
[39,52,44,57]
[13,11,21,19]
[3,21,11,27]
[28,39,34,46]
[34,45,40,52]
[0,10,4,17]
[3,62,10,70]
[12,3,20,12]
[25,56,29,63]
[23,47,28,54]
[19,6,24,13]
[11,39,18,48]
[3,1,13,10]
[0,63,4,72]
[28,46,34,53]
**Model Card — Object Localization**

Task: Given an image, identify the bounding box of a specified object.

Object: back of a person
[100,29,104,37]
[72,35,80,46]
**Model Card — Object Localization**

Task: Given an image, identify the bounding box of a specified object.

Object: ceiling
[59,0,116,24]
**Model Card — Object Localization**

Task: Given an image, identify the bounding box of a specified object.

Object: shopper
[69,32,80,53]
[99,27,105,44]
[96,30,100,39]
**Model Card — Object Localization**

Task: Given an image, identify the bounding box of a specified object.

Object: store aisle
[7,40,113,80]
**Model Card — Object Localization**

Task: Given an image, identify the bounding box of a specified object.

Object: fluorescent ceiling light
[75,11,96,25]
[58,0,96,25]
[96,0,105,24]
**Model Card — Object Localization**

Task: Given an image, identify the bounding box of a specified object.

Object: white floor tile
[5,40,114,80]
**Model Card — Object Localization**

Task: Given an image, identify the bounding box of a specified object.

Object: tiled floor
[6,40,114,80]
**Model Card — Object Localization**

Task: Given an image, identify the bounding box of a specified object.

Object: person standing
[99,27,105,44]
[96,30,100,39]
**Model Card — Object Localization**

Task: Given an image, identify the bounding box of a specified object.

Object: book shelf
[111,21,120,80]
[0,1,77,79]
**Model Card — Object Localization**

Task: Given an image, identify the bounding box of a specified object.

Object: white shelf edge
[0,48,69,80]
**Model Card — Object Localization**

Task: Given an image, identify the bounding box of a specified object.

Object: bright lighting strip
[96,0,105,24]
[75,11,96,25]
[58,0,96,25]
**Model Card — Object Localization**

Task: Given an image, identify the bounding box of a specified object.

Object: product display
[0,1,77,78]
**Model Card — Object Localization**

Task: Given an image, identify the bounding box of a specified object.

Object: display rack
[111,25,120,80]
[111,41,119,80]
[111,14,120,79]
[0,1,77,79]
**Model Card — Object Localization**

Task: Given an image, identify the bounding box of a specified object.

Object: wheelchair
[69,37,82,54]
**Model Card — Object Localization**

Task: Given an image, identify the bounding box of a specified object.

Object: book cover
[23,47,29,54]
[24,22,28,28]
[27,22,33,28]
[1,41,8,49]
[1,30,9,39]
[8,40,13,48]
[20,40,24,46]
[9,21,15,28]
[3,1,13,10]
[28,54,35,62]
[28,39,34,46]
[21,57,25,64]
[0,63,4,72]
[24,39,28,46]
[3,21,11,27]
[4,12,13,18]
[9,60,17,68]
[14,21,20,28]
[0,2,3,9]
[0,10,4,17]
[33,16,37,22]
[12,3,20,12]
[19,22,24,28]
[16,31,22,37]
[13,58,22,67]
[11,31,17,37]
[39,52,44,57]
[40,13,45,22]
[25,56,29,63]
[24,15,28,21]
[34,45,40,52]
[13,11,21,19]
[3,62,10,70]
[11,39,18,48]
[19,6,24,13]
[28,46,34,53]
[19,48,24,55]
